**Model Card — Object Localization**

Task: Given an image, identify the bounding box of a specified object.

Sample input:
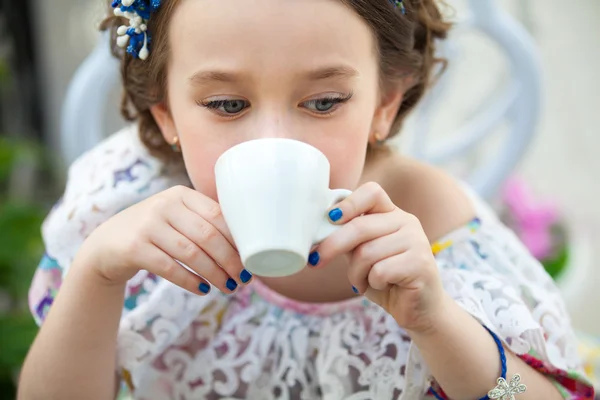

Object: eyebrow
[189,70,245,86]
[302,65,359,81]
[188,65,359,86]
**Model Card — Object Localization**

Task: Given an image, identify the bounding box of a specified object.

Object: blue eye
[310,98,336,112]
[201,99,250,115]
[302,93,353,114]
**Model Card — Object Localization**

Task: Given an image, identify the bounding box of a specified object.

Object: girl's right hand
[76,185,249,295]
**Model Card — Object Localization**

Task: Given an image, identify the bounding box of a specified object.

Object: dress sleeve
[28,125,189,326]
[425,216,595,399]
[28,252,161,326]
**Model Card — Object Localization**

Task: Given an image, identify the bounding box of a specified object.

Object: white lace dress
[29,126,594,399]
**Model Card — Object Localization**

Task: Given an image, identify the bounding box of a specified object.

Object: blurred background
[0,0,598,398]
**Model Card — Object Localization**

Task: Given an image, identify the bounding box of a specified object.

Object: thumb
[363,286,389,310]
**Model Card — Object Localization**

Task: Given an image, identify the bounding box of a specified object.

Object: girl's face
[152,0,403,200]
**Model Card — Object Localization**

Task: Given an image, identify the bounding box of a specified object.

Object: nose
[248,108,297,141]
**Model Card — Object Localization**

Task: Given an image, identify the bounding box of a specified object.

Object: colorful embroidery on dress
[431,217,482,255]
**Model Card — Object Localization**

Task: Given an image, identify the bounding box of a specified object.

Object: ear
[370,88,404,143]
[150,102,177,144]
[370,75,415,143]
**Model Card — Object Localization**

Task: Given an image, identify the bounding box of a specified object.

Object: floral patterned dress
[29,126,595,399]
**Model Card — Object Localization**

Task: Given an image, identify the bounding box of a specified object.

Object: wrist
[403,291,459,339]
[71,242,130,290]
[406,297,508,400]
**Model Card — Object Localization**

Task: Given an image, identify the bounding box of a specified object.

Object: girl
[19,0,595,399]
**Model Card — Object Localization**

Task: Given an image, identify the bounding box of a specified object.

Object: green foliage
[0,201,45,298]
[0,61,8,86]
[0,137,15,183]
[0,313,39,375]
[0,313,39,399]
[0,136,49,396]
[542,243,569,280]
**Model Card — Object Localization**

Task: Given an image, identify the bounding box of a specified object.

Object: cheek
[182,148,220,201]
[169,95,238,201]
[317,116,370,191]
[326,141,368,190]
[179,133,231,201]
[323,92,376,190]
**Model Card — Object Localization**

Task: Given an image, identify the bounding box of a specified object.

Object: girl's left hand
[312,182,447,334]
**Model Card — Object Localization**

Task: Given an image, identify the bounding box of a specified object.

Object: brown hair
[101,0,451,162]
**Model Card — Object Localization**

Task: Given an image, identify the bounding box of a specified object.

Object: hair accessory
[429,326,527,400]
[112,0,162,60]
[389,0,407,15]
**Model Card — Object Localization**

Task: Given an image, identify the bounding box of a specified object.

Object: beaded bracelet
[428,326,527,400]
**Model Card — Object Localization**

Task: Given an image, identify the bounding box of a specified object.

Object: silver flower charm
[488,374,527,400]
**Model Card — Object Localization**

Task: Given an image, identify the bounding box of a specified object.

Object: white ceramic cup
[215,138,351,277]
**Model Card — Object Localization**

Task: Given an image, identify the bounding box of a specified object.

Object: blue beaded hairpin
[389,0,407,15]
[112,0,162,60]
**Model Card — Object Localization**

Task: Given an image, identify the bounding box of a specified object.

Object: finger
[149,223,239,293]
[175,186,237,248]
[311,211,401,268]
[141,244,212,295]
[367,252,420,291]
[347,231,407,293]
[327,182,396,224]
[166,206,250,285]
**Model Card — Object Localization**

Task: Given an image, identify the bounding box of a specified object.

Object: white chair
[60,0,541,199]
[408,0,542,199]
[60,31,120,165]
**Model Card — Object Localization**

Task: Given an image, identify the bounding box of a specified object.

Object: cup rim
[214,138,328,173]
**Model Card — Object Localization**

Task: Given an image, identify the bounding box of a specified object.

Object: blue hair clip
[112,0,162,60]
[389,0,407,15]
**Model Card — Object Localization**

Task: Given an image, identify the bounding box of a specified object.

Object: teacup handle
[313,188,352,244]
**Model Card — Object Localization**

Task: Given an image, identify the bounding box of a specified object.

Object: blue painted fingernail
[308,251,320,266]
[240,269,252,284]
[329,208,343,222]
[199,282,211,294]
[352,286,360,294]
[226,278,238,291]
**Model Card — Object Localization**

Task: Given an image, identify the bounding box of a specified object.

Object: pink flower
[502,177,559,260]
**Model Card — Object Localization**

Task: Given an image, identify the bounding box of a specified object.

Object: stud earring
[373,132,386,146]
[170,136,181,152]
